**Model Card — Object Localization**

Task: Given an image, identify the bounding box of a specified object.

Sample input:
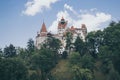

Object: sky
[0,0,120,48]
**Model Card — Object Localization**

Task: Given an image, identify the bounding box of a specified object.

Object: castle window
[61,21,65,24]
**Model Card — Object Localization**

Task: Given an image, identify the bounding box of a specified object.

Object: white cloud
[49,6,111,33]
[90,8,97,12]
[64,4,78,15]
[80,9,88,13]
[74,12,111,32]
[22,0,58,16]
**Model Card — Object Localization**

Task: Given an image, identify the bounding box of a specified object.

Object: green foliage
[3,44,16,58]
[100,60,112,74]
[98,46,112,59]
[68,52,81,66]
[51,60,72,80]
[31,48,55,72]
[107,69,120,80]
[86,30,103,58]
[0,58,28,80]
[62,51,68,59]
[80,54,95,71]
[0,48,2,53]
[0,48,3,57]
[69,52,95,71]
[98,46,113,74]
[43,36,61,51]
[112,54,120,74]
[31,48,57,80]
[74,36,85,56]
[71,65,94,80]
[103,21,120,47]
[42,37,61,68]
[17,48,28,59]
[65,32,73,50]
[29,70,40,80]
[27,38,35,53]
[99,21,120,74]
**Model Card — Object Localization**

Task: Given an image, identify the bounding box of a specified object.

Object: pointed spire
[40,22,47,32]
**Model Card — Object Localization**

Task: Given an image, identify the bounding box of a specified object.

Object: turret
[40,22,47,37]
[58,17,67,35]
[81,24,87,38]
[35,22,48,49]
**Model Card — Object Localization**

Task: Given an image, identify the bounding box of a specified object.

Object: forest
[0,21,120,80]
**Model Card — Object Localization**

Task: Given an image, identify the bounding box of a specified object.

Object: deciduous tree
[0,58,28,80]
[4,44,16,58]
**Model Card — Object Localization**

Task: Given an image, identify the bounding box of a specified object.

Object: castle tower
[58,17,67,36]
[36,22,47,49]
[81,24,87,37]
[81,24,87,41]
[40,22,47,36]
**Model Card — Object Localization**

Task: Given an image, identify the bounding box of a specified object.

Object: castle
[35,17,87,52]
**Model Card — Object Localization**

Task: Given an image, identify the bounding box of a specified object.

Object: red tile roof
[70,26,75,30]
[40,22,47,32]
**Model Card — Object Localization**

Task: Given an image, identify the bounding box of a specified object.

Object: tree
[17,48,29,63]
[31,48,57,80]
[0,58,28,80]
[107,69,120,80]
[62,51,68,59]
[29,71,40,80]
[0,48,3,57]
[71,65,94,80]
[3,44,16,58]
[42,36,61,64]
[74,36,85,56]
[80,54,95,72]
[27,38,35,53]
[43,36,61,51]
[86,30,103,58]
[65,32,73,51]
[69,52,81,66]
[101,21,120,74]
[69,52,94,72]
[0,48,2,53]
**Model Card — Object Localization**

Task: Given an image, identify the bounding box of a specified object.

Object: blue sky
[0,0,120,48]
